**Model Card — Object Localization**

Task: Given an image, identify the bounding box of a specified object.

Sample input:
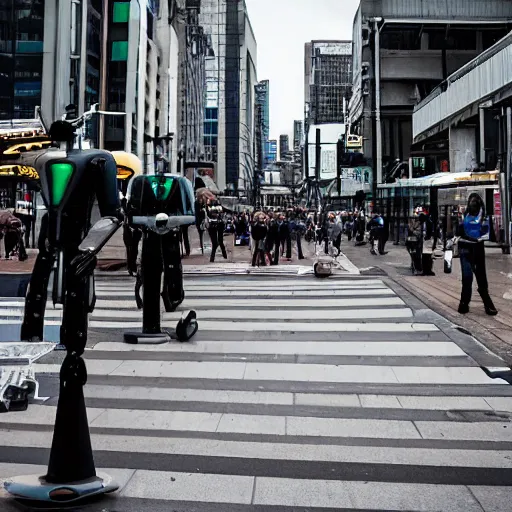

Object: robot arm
[74,217,121,278]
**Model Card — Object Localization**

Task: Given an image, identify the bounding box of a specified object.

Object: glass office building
[0,0,45,120]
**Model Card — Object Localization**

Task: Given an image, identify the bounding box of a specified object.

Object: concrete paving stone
[397,396,493,411]
[294,393,361,407]
[84,385,294,405]
[483,397,512,411]
[286,417,421,439]
[253,479,482,510]
[89,409,222,432]
[108,361,247,380]
[216,413,286,435]
[469,486,512,512]
[253,477,354,508]
[392,366,504,385]
[120,470,254,503]
[347,481,483,511]
[359,394,403,408]
[243,363,400,383]
[415,421,512,442]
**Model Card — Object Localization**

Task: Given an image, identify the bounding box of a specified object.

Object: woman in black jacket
[457,193,497,316]
[251,212,268,266]
[207,206,227,263]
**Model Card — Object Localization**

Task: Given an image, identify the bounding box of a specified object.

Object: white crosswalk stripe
[1,273,511,511]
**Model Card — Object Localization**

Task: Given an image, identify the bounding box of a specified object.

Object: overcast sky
[245,0,360,141]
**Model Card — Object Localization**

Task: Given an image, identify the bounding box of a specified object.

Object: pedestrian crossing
[1,274,512,511]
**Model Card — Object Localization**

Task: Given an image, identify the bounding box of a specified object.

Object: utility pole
[315,128,321,209]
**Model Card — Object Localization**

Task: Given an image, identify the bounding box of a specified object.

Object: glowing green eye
[149,176,173,201]
[49,163,74,206]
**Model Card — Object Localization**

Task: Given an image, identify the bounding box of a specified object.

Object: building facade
[349,0,512,184]
[200,0,258,197]
[304,40,352,129]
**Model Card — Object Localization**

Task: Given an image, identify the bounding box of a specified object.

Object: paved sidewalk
[342,241,512,365]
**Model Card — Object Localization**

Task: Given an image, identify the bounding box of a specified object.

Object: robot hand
[78,217,121,256]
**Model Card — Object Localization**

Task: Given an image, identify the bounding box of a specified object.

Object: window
[111,40,128,61]
[380,30,420,51]
[428,29,476,51]
[113,2,130,23]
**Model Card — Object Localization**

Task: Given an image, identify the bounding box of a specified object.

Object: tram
[375,171,508,251]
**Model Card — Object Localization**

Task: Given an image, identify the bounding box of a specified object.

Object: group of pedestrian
[250,208,306,267]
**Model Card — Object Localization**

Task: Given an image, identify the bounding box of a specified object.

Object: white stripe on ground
[81,384,505,412]
[89,340,465,356]
[0,319,439,331]
[95,278,386,288]
[0,430,511,469]
[34,361,499,385]
[2,406,509,440]
[0,287,396,307]
[0,306,411,319]
[86,308,413,320]
[87,297,405,309]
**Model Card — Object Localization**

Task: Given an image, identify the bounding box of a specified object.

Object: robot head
[112,151,143,198]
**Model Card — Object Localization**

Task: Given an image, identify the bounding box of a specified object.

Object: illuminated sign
[0,165,39,179]
[3,141,51,155]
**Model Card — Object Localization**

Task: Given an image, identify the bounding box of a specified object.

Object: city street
[1,266,512,511]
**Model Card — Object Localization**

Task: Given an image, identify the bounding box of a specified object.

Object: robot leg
[47,248,97,483]
[161,230,185,312]
[161,231,197,342]
[21,215,55,342]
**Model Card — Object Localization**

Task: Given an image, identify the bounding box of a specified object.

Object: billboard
[306,123,346,180]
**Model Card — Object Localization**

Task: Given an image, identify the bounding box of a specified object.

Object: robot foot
[175,310,198,342]
[162,291,185,312]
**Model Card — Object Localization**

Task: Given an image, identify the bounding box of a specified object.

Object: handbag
[451,236,460,258]
[444,250,453,274]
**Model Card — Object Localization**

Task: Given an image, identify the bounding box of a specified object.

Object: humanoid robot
[123,171,198,344]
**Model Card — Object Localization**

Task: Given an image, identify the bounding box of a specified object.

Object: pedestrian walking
[206,206,227,263]
[251,212,268,267]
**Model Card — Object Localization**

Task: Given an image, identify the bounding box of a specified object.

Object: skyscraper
[200,0,258,195]
[293,120,304,151]
[279,134,289,160]
[255,80,270,167]
[304,40,352,128]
